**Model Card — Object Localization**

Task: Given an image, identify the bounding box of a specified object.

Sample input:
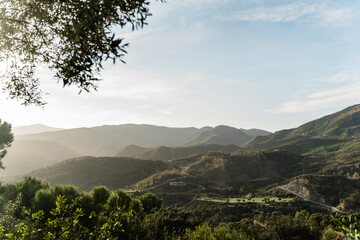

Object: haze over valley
[2,124,270,175]
[2,104,360,213]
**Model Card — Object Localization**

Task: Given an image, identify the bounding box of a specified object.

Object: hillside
[24,156,167,191]
[180,150,306,183]
[112,144,148,157]
[128,144,240,161]
[136,150,309,191]
[1,140,80,176]
[4,149,310,196]
[239,128,271,137]
[280,174,360,210]
[182,125,254,146]
[243,104,360,152]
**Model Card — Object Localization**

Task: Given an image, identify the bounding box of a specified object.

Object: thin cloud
[327,72,360,83]
[317,7,353,23]
[221,2,352,24]
[223,2,320,22]
[267,74,360,113]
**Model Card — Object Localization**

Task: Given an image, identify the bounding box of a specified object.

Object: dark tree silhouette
[0,120,13,168]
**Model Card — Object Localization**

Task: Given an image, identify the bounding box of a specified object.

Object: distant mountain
[24,156,167,191]
[90,143,119,157]
[130,144,240,161]
[16,124,199,156]
[182,125,254,146]
[12,124,64,135]
[16,124,269,156]
[239,128,271,137]
[243,104,360,152]
[1,140,80,176]
[112,144,148,157]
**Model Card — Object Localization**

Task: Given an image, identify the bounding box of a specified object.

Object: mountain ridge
[17,124,270,156]
[243,104,360,151]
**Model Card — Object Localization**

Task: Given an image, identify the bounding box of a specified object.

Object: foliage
[0,194,29,239]
[0,195,137,239]
[0,0,161,105]
[32,185,80,214]
[0,180,156,239]
[182,224,233,240]
[0,177,48,213]
[332,214,360,240]
[321,226,338,240]
[0,120,13,168]
[138,192,163,214]
[0,177,345,240]
[141,207,199,239]
[90,185,110,206]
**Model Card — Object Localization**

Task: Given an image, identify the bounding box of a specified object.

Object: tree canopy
[0,0,158,106]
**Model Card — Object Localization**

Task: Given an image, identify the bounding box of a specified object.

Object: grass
[198,196,294,204]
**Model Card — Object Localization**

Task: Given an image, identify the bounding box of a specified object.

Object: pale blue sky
[2,0,360,132]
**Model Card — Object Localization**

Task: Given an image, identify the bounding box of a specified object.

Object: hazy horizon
[11,122,272,132]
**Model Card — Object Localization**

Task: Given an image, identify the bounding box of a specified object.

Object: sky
[2,0,360,132]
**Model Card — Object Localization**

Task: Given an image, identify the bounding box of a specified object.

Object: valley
[1,104,360,239]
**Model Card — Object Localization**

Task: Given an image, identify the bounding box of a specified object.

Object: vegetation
[0,177,351,240]
[0,120,13,169]
[332,213,360,240]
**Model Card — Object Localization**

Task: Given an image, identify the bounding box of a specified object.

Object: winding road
[277,186,347,214]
